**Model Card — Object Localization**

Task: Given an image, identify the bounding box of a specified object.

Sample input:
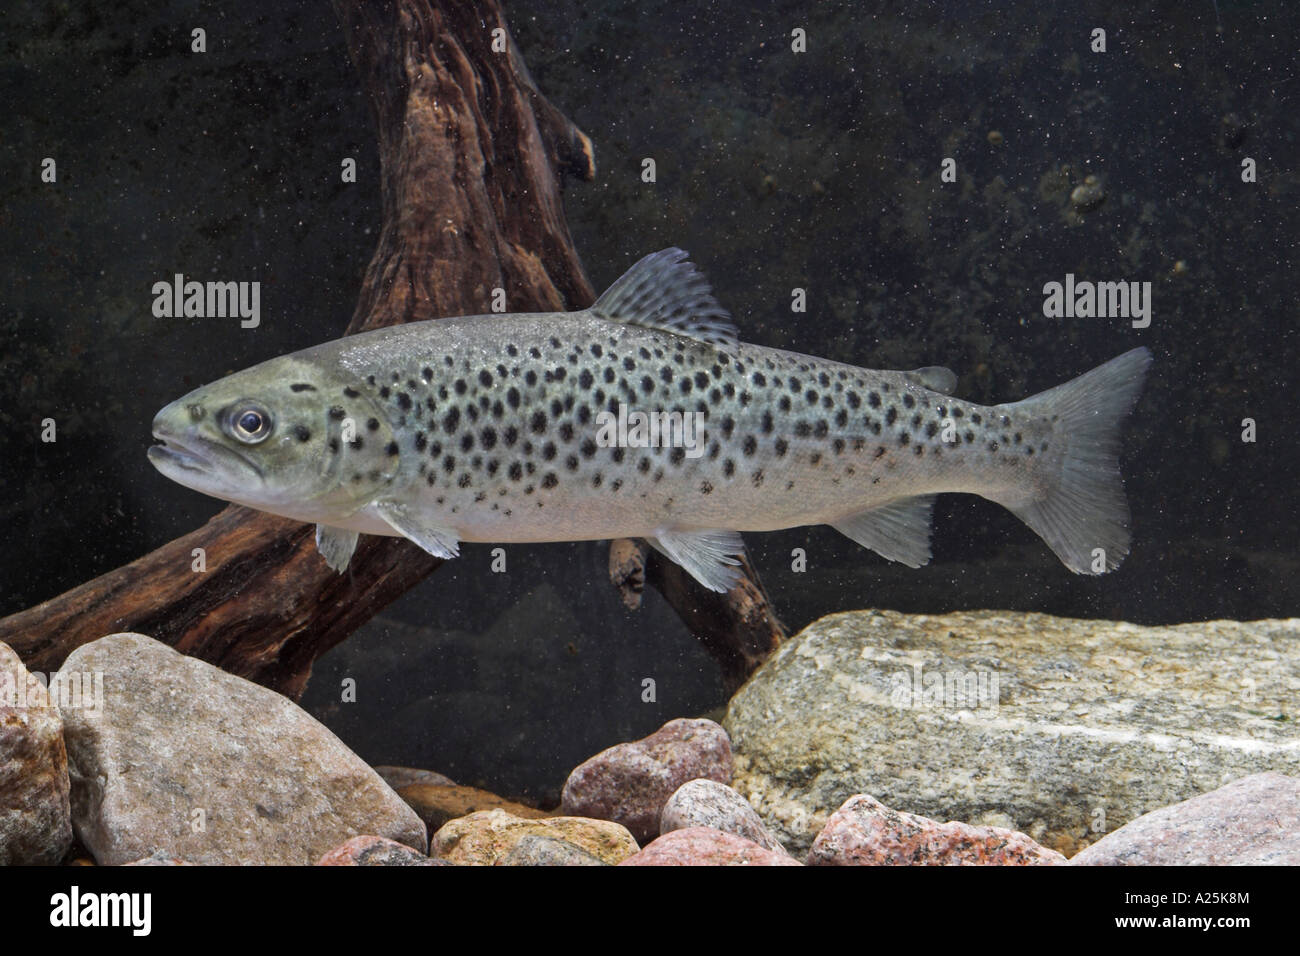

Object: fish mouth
[148,425,264,484]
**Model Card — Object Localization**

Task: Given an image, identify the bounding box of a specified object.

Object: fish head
[148,356,399,521]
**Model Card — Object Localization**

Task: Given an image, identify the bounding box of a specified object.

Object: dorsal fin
[591,248,738,351]
[903,366,958,394]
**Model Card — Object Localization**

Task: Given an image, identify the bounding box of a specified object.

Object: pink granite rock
[807,794,1065,866]
[561,718,732,844]
[619,827,802,866]
[0,642,73,865]
[317,835,446,866]
[1070,772,1300,865]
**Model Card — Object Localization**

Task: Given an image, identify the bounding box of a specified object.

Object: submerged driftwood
[0,0,783,697]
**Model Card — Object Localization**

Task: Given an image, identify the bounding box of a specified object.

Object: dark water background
[3,0,1296,802]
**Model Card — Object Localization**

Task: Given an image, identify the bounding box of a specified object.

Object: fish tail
[994,347,1152,574]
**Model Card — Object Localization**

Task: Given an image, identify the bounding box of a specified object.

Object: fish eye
[229,404,273,444]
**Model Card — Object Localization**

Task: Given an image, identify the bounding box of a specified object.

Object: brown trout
[149,248,1151,591]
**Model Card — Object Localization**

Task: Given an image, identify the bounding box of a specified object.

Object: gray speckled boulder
[1070,772,1300,865]
[660,778,787,853]
[0,642,73,864]
[60,633,426,865]
[561,717,732,844]
[725,610,1300,857]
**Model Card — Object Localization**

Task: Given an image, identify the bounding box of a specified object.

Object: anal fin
[375,502,460,560]
[829,496,936,568]
[315,524,359,573]
[646,528,745,593]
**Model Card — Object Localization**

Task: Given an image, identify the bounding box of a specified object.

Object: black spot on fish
[885,407,897,425]
[868,392,881,408]
[379,386,390,399]
[604,367,616,384]
[454,379,467,396]
[541,472,558,489]
[739,391,752,407]
[328,438,339,453]
[700,480,713,494]
[351,437,364,450]
[835,409,848,428]
[925,421,939,438]
[810,452,822,465]
[458,473,471,488]
[506,387,521,409]
[386,440,399,456]
[742,435,757,456]
[638,457,651,473]
[806,389,818,404]
[293,425,311,442]
[290,383,316,393]
[530,410,547,434]
[549,336,561,350]
[752,469,765,487]
[721,416,735,438]
[752,372,766,387]
[795,421,811,437]
[874,446,886,459]
[761,411,774,433]
[952,407,964,418]
[723,459,735,477]
[971,413,982,425]
[443,455,456,473]
[577,406,591,426]
[694,371,709,389]
[397,392,412,411]
[566,454,579,471]
[580,438,597,458]
[903,393,915,409]
[460,433,474,452]
[578,369,594,390]
[415,432,428,452]
[668,447,685,466]
[680,378,693,395]
[779,395,791,412]
[775,437,788,457]
[508,461,523,481]
[329,406,346,421]
[343,387,360,399]
[899,432,910,446]
[443,408,460,433]
[833,438,845,454]
[551,398,563,418]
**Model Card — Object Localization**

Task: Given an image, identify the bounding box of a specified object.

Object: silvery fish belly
[149,248,1151,592]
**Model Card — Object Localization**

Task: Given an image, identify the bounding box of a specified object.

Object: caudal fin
[996,348,1152,574]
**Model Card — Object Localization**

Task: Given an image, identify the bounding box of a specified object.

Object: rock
[1070,773,1300,865]
[725,610,1300,856]
[397,783,550,834]
[561,718,732,844]
[497,834,610,866]
[431,808,638,865]
[619,827,802,866]
[123,851,195,866]
[0,641,73,864]
[317,835,446,866]
[808,794,1064,865]
[60,633,426,865]
[374,766,455,789]
[660,779,787,853]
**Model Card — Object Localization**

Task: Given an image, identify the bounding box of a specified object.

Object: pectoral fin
[375,502,461,560]
[315,524,359,572]
[829,496,936,567]
[646,528,745,593]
